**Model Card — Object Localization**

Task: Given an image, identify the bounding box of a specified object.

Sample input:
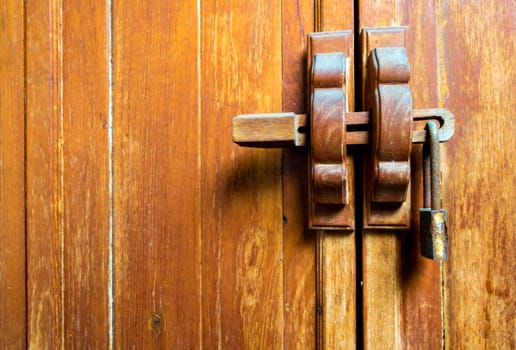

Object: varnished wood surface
[283,148,316,350]
[22,1,288,348]
[7,1,514,348]
[0,1,26,348]
[358,1,444,348]
[113,1,201,348]
[282,0,316,348]
[201,1,284,348]
[439,1,515,348]
[26,0,111,347]
[62,2,110,347]
[26,1,64,346]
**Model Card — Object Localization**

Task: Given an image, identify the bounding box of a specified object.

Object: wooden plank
[315,1,357,348]
[362,232,402,347]
[437,1,515,348]
[26,1,64,347]
[0,1,26,348]
[282,0,315,348]
[358,1,443,348]
[26,0,111,347]
[360,28,406,349]
[401,0,445,341]
[201,1,284,348]
[61,1,110,347]
[283,148,316,350]
[112,1,201,348]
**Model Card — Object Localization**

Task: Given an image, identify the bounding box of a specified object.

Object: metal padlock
[420,120,448,260]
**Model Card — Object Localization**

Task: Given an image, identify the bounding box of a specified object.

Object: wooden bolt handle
[232,109,454,148]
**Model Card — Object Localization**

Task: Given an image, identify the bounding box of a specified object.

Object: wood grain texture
[317,197,356,349]
[27,0,110,347]
[61,2,110,347]
[201,1,284,348]
[26,1,64,347]
[113,1,201,348]
[281,1,316,348]
[438,1,515,348]
[0,1,26,348]
[317,0,354,40]
[315,2,357,348]
[363,232,402,348]
[358,1,443,348]
[283,148,316,350]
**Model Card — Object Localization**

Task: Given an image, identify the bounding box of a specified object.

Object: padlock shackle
[421,120,448,260]
[423,121,441,210]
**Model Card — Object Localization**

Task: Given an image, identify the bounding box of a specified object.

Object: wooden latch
[232,28,455,232]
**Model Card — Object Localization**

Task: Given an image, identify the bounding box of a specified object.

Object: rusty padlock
[420,120,448,260]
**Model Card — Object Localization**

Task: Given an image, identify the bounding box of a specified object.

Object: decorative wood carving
[366,47,413,203]
[361,26,412,229]
[311,52,348,205]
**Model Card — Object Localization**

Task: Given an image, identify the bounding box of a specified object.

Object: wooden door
[0,0,513,349]
[355,1,514,348]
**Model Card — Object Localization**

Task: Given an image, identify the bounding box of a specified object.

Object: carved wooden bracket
[366,47,413,204]
[307,31,354,230]
[361,26,412,229]
[311,52,348,206]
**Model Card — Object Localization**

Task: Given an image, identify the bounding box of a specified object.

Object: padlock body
[420,208,448,260]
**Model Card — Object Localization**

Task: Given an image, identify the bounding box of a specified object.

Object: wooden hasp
[366,47,413,203]
[311,52,348,205]
[231,28,455,231]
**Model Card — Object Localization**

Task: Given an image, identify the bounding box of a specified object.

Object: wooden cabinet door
[0,0,513,349]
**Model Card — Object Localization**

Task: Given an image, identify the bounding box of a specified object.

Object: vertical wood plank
[401,4,442,347]
[438,1,515,348]
[282,0,316,349]
[26,0,111,347]
[362,232,402,349]
[201,1,284,348]
[0,1,26,348]
[113,1,201,348]
[361,29,405,350]
[61,1,110,347]
[358,1,443,348]
[26,0,64,346]
[316,2,357,348]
